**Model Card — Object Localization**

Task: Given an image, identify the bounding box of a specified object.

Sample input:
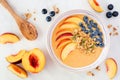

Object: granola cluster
[72,28,96,54]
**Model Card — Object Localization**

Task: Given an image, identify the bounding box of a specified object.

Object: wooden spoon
[0,0,38,40]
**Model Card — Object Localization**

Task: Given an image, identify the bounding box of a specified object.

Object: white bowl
[47,9,110,71]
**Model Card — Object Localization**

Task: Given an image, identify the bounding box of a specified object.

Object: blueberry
[83,16,88,24]
[95,43,99,47]
[49,11,56,17]
[42,8,47,14]
[96,37,103,42]
[90,33,95,38]
[99,42,105,47]
[96,27,99,32]
[112,11,119,17]
[89,20,94,26]
[106,12,112,18]
[98,32,103,36]
[108,4,114,10]
[84,30,89,34]
[46,16,52,22]
[79,22,83,27]
[89,29,93,33]
[92,30,98,36]
[93,23,97,28]
[81,26,86,31]
[87,24,92,29]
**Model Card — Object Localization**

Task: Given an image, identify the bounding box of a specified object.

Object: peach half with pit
[6,50,26,63]
[0,33,20,44]
[8,64,28,78]
[88,0,103,12]
[22,48,46,73]
[105,58,118,79]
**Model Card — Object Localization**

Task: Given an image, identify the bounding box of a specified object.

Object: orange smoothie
[52,14,104,68]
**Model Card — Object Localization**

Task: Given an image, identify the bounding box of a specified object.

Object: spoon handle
[1,0,22,21]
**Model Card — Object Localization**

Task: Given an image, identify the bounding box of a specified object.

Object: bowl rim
[46,9,110,71]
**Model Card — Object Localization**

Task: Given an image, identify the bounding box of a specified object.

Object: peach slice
[105,58,118,79]
[0,33,20,44]
[56,35,72,44]
[8,64,28,78]
[56,38,71,48]
[22,48,45,73]
[56,28,73,38]
[6,50,26,63]
[61,43,77,61]
[56,33,73,41]
[64,17,85,25]
[59,22,79,29]
[88,0,103,12]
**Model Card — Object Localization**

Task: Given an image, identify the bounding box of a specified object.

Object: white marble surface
[0,0,120,80]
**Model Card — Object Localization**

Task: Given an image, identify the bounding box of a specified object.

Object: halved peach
[0,33,20,44]
[22,48,46,73]
[59,22,79,29]
[105,58,118,79]
[6,50,26,63]
[8,64,28,78]
[61,43,77,61]
[64,16,85,25]
[88,0,103,12]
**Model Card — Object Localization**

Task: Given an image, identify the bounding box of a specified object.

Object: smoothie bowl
[47,10,110,71]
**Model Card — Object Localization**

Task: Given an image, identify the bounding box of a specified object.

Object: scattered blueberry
[83,16,88,24]
[42,8,48,14]
[108,4,114,10]
[46,16,52,22]
[112,11,119,17]
[99,42,104,47]
[93,23,97,28]
[49,11,56,17]
[106,12,112,18]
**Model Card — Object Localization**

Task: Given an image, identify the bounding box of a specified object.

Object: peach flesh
[29,54,39,68]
